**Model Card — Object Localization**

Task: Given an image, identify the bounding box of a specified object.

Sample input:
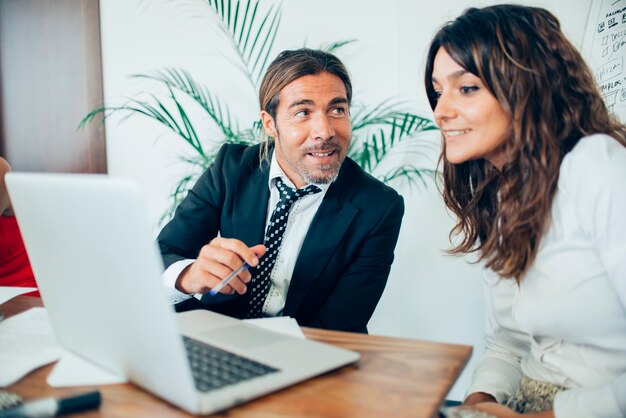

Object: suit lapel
[283,164,358,316]
[233,157,270,247]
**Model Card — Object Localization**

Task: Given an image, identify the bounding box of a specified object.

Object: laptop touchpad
[200,325,288,350]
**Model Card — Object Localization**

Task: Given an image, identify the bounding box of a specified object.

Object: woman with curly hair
[425,5,626,418]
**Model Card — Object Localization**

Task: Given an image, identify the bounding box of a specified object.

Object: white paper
[243,316,305,339]
[0,307,62,386]
[0,286,37,305]
[47,350,127,387]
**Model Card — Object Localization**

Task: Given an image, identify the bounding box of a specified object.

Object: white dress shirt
[466,134,626,418]
[162,151,329,316]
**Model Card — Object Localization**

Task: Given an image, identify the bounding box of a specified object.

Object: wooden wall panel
[0,0,106,173]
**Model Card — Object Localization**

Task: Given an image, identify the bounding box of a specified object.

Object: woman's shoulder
[560,134,626,186]
[557,134,626,230]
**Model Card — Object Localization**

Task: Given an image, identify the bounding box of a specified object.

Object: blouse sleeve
[553,134,626,418]
[561,134,626,309]
[465,272,531,403]
[554,373,626,418]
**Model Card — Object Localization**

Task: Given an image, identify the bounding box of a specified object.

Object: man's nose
[311,113,334,140]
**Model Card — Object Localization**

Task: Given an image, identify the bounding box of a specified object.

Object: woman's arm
[464,402,554,418]
[0,157,13,215]
[464,392,497,405]
[464,274,530,404]
[554,134,626,418]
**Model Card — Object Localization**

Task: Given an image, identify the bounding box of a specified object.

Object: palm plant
[80,0,439,224]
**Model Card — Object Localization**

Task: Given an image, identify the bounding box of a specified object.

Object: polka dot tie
[245,177,321,318]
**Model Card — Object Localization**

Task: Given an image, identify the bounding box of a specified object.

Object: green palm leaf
[205,0,282,88]
[79,1,440,226]
[351,99,438,132]
[132,68,240,142]
[112,93,206,157]
[380,166,439,188]
[320,39,357,54]
[349,112,439,186]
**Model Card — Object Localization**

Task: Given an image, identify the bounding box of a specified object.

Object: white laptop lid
[6,173,359,415]
[6,173,200,412]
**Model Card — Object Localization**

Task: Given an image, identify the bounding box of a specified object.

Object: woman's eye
[460,86,479,94]
[433,90,442,98]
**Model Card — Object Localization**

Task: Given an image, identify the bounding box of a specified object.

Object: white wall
[99,0,591,400]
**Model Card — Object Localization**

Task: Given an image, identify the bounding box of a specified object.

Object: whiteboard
[582,0,626,122]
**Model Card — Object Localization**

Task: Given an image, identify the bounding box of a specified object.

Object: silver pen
[209,263,250,295]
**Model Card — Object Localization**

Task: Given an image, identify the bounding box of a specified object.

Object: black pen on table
[0,391,101,418]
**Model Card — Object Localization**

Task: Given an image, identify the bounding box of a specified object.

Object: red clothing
[0,215,39,297]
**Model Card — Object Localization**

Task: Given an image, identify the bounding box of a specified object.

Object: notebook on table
[6,173,359,415]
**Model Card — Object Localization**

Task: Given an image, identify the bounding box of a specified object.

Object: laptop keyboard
[183,336,279,392]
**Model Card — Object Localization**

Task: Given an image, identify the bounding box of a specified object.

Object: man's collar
[268,149,330,191]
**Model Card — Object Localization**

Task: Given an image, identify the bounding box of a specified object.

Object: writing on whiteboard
[583,0,626,121]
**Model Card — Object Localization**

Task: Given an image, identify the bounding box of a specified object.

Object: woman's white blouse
[466,134,626,418]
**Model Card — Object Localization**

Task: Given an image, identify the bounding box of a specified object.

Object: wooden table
[2,296,471,418]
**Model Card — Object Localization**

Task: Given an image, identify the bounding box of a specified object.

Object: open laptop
[6,173,359,415]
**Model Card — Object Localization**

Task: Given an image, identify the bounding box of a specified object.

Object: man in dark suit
[158,48,404,333]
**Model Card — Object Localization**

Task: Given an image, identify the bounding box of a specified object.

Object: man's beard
[275,135,345,185]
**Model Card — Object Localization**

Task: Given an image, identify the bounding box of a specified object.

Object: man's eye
[461,86,479,94]
[331,107,346,114]
[295,110,309,117]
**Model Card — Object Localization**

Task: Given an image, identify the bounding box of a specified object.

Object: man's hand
[175,237,266,295]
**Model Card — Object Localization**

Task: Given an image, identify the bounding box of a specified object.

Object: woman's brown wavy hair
[424,5,626,280]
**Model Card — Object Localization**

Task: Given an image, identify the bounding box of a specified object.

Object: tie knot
[275,177,321,204]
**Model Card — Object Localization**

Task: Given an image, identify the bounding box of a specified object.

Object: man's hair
[423,4,626,280]
[260,48,352,120]
[257,48,352,162]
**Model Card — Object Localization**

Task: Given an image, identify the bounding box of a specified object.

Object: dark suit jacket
[157,143,404,333]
